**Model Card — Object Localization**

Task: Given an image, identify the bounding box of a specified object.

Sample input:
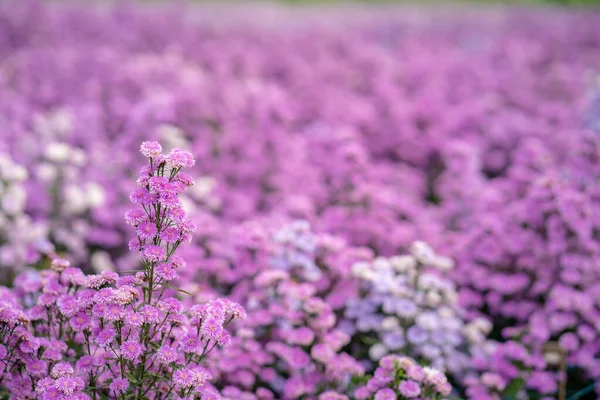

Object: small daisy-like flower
[159,298,182,314]
[109,377,129,395]
[148,176,170,193]
[50,258,70,272]
[113,286,138,305]
[124,209,146,226]
[166,149,195,169]
[179,219,196,234]
[70,312,91,332]
[170,255,186,269]
[157,345,178,364]
[121,340,144,361]
[201,317,224,341]
[167,206,186,223]
[180,334,201,353]
[398,380,421,398]
[124,310,144,328]
[93,288,116,304]
[56,295,80,317]
[142,245,165,263]
[181,233,192,243]
[222,299,247,319]
[103,304,124,321]
[137,221,157,240]
[96,327,116,347]
[36,377,54,394]
[173,368,195,389]
[129,188,149,204]
[159,193,181,209]
[51,362,74,378]
[159,227,180,243]
[26,360,48,377]
[128,239,142,252]
[54,376,83,395]
[140,305,162,324]
[156,263,178,281]
[175,172,194,187]
[140,141,163,158]
[374,388,396,400]
[217,330,231,347]
[76,356,94,372]
[191,367,211,387]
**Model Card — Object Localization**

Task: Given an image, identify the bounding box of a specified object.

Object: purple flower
[51,362,74,378]
[140,141,163,158]
[142,245,165,262]
[166,149,195,169]
[137,221,157,240]
[109,377,129,395]
[398,380,421,398]
[374,388,396,400]
[121,340,144,361]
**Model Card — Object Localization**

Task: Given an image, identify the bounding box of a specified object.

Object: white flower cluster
[0,153,48,272]
[345,241,492,381]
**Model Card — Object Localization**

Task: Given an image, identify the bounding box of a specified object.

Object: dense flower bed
[0,1,600,398]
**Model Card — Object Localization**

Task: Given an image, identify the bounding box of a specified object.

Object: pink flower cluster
[0,143,245,399]
[349,354,452,400]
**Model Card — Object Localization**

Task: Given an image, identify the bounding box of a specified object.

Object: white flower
[190,176,217,200]
[368,343,387,361]
[410,241,436,264]
[37,163,58,182]
[351,261,371,278]
[65,185,86,214]
[432,255,455,271]
[416,312,439,331]
[381,316,401,331]
[373,257,391,272]
[425,291,443,307]
[45,142,71,163]
[389,255,417,272]
[86,183,106,208]
[1,186,26,215]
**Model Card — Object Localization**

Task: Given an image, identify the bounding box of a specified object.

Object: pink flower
[398,380,421,398]
[96,327,116,347]
[125,208,146,226]
[137,221,157,240]
[157,346,178,364]
[173,368,196,389]
[140,141,163,158]
[54,376,83,395]
[166,149,195,169]
[51,362,74,378]
[142,245,165,262]
[109,378,129,395]
[374,388,396,400]
[121,340,144,361]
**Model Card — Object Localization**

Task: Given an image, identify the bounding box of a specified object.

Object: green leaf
[502,378,525,400]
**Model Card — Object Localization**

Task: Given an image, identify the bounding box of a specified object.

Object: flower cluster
[0,153,50,278]
[343,242,492,383]
[348,354,452,400]
[0,143,245,399]
[206,222,365,399]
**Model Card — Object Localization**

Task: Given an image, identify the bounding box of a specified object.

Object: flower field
[0,1,599,399]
